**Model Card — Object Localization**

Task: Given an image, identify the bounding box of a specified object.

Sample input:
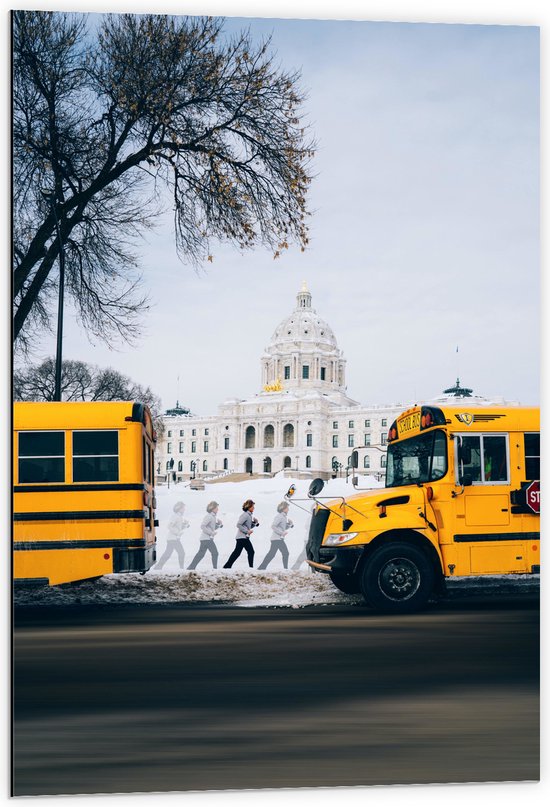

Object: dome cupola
[261,283,347,395]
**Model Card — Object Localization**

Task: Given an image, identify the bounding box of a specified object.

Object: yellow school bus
[13,401,158,586]
[304,404,540,612]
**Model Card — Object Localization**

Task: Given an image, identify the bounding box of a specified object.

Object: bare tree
[13,358,164,434]
[13,11,315,350]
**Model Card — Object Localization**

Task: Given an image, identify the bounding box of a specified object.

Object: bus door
[453,433,527,573]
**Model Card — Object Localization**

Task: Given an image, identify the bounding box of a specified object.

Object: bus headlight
[324,532,358,546]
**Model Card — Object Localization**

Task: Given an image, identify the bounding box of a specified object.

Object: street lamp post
[42,191,66,402]
[168,458,174,488]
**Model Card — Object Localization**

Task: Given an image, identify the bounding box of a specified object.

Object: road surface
[12,597,539,796]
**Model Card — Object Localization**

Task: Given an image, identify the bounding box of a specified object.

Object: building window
[167,430,172,437]
[381,434,387,445]
[284,366,291,380]
[348,434,354,448]
[203,460,208,472]
[348,420,354,429]
[179,442,184,453]
[178,461,183,472]
[205,428,209,435]
[223,458,228,470]
[73,431,119,482]
[18,431,65,484]
[191,441,196,453]
[204,441,209,452]
[381,455,387,468]
[264,424,275,448]
[306,455,312,468]
[320,367,326,380]
[332,435,338,448]
[192,429,196,436]
[224,437,230,450]
[302,365,309,379]
[364,456,370,469]
[283,456,292,468]
[179,429,184,437]
[167,442,172,454]
[525,433,540,480]
[382,418,387,427]
[283,423,294,448]
[245,425,256,449]
[306,433,313,447]
[365,419,370,427]
[332,421,338,429]
[364,434,371,446]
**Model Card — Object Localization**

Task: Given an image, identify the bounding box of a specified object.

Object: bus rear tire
[360,542,434,613]
[330,572,361,594]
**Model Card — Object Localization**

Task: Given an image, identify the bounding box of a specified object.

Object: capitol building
[157,283,507,483]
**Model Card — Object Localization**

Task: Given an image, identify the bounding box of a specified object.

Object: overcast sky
[14,7,540,415]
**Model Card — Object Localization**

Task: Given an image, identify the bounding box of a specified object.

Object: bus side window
[524,433,540,480]
[483,435,508,482]
[18,431,65,483]
[73,431,119,482]
[457,434,508,484]
[143,437,150,483]
[459,436,482,483]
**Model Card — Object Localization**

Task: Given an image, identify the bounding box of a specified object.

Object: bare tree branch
[13,11,315,351]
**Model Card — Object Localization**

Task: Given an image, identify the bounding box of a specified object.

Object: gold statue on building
[263,378,283,392]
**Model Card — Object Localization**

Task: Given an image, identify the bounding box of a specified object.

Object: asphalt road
[12,597,539,797]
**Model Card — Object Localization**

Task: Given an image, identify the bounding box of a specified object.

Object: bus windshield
[386,429,447,488]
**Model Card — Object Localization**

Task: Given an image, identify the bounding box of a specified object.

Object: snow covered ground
[13,474,539,608]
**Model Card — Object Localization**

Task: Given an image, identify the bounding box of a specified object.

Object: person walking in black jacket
[223,499,257,568]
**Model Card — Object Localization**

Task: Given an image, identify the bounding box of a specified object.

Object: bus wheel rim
[377,557,421,601]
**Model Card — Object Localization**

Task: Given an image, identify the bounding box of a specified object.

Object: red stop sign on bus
[526,480,540,514]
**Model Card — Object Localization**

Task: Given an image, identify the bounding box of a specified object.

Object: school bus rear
[13,401,158,586]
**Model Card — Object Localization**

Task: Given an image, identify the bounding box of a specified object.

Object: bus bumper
[307,546,363,575]
[113,544,156,574]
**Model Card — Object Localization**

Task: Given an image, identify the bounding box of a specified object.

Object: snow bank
[13,570,361,609]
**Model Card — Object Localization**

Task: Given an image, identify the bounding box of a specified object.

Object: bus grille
[306,508,330,562]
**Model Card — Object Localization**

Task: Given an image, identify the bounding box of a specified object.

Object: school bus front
[306,404,540,612]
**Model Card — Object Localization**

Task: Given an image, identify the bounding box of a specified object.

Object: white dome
[269,284,338,351]
[260,283,348,398]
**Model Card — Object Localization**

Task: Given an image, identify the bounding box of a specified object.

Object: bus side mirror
[350,450,358,469]
[459,474,473,487]
[308,478,325,497]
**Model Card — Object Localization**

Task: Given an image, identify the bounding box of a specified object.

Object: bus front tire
[330,572,361,595]
[360,542,434,613]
